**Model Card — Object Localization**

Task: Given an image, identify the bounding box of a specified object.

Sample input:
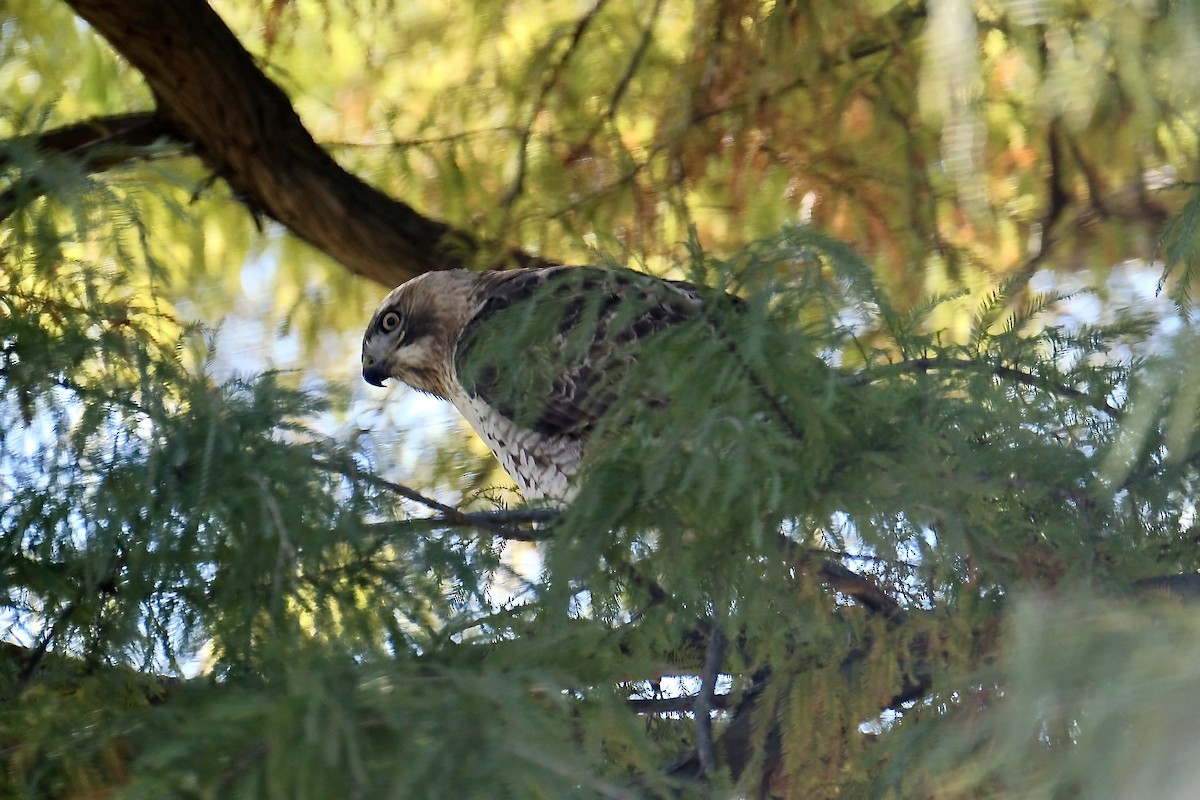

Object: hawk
[361,266,707,501]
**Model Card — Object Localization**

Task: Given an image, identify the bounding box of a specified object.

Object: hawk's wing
[454,266,705,440]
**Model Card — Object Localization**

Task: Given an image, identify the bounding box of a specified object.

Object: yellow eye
[380,311,402,333]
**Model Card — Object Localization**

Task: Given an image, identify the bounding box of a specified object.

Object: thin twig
[503,0,608,208]
[1013,118,1069,281]
[314,457,559,538]
[848,357,1124,420]
[605,0,662,123]
[383,478,560,538]
[0,112,181,222]
[629,691,734,715]
[17,601,78,685]
[219,741,270,791]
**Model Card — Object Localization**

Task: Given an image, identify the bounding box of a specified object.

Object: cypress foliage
[5,161,1200,798]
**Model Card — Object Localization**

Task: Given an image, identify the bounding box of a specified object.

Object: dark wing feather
[455,266,705,439]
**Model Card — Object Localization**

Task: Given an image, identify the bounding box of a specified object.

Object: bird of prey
[361,266,707,501]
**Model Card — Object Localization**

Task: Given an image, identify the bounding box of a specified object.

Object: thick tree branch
[61,0,548,288]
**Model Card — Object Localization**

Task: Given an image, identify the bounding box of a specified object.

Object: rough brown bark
[61,0,546,289]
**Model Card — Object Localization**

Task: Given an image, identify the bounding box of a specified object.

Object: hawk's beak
[362,358,389,388]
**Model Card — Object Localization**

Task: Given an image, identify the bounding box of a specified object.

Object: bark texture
[63,0,545,288]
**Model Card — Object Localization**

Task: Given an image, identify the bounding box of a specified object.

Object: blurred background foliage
[7,0,1200,797]
[8,0,1200,330]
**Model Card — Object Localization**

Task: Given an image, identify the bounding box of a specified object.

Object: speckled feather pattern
[363,266,705,501]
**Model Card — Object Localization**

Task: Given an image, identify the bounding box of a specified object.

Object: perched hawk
[361,266,706,501]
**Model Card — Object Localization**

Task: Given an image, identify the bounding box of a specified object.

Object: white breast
[449,388,582,502]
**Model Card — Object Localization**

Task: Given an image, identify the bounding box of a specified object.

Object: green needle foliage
[7,164,1200,797]
[8,1,1200,795]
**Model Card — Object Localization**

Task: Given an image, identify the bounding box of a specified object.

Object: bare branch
[0,112,173,167]
[313,457,558,538]
[0,112,179,222]
[371,477,559,539]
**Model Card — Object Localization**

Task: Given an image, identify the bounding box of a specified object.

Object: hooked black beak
[362,361,389,388]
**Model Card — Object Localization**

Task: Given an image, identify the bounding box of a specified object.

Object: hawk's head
[361,271,492,399]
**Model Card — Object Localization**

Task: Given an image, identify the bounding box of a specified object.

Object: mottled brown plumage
[362,266,705,500]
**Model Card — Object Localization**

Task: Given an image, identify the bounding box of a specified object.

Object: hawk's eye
[380,311,402,333]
